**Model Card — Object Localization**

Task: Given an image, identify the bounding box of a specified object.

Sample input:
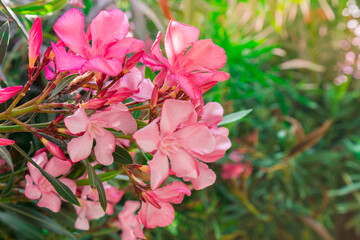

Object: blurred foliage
[1,0,360,239]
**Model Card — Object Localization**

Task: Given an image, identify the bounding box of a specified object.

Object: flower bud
[39,136,66,160]
[28,17,43,69]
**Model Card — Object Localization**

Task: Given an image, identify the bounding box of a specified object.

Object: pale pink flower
[28,17,42,69]
[74,198,105,230]
[52,8,143,76]
[222,161,252,180]
[104,183,124,215]
[64,104,137,165]
[135,181,190,234]
[143,20,229,99]
[133,99,215,189]
[107,67,154,103]
[24,151,76,212]
[68,0,85,8]
[0,86,22,104]
[115,201,141,240]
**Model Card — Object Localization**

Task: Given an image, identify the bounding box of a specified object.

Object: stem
[0,122,50,132]
[8,117,34,133]
[36,72,68,104]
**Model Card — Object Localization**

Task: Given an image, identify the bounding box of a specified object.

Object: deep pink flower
[0,138,15,146]
[64,104,136,165]
[143,20,229,99]
[133,99,215,189]
[28,17,42,69]
[0,86,22,104]
[136,181,190,232]
[52,8,143,76]
[115,201,141,240]
[24,151,75,212]
[222,161,252,180]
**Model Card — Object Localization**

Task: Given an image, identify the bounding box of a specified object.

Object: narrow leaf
[76,170,122,186]
[83,159,96,188]
[218,109,253,126]
[0,146,13,196]
[113,145,133,164]
[95,174,107,211]
[0,1,28,40]
[0,204,76,239]
[11,143,80,206]
[0,21,9,65]
[11,0,67,16]
[50,74,78,99]
[0,212,43,239]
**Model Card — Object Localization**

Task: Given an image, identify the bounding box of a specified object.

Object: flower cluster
[0,7,232,238]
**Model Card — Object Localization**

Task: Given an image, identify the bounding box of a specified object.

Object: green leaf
[328,183,360,197]
[50,74,78,99]
[0,212,43,239]
[95,173,107,211]
[0,146,13,196]
[11,143,80,206]
[11,0,68,16]
[136,119,147,129]
[0,1,28,40]
[76,170,122,186]
[0,21,9,65]
[218,109,253,126]
[83,159,97,188]
[113,145,133,164]
[0,204,76,239]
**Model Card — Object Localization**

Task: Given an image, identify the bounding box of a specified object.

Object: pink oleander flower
[133,99,216,189]
[0,138,15,146]
[0,86,22,104]
[52,8,143,76]
[221,161,252,180]
[104,183,124,215]
[143,20,229,99]
[64,104,137,165]
[68,0,85,8]
[28,17,42,69]
[107,67,154,104]
[74,184,105,230]
[114,200,141,240]
[135,181,191,236]
[24,151,76,212]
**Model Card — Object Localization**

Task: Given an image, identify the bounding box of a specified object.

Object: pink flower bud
[39,137,66,160]
[28,17,43,69]
[0,86,22,104]
[123,51,144,73]
[0,138,15,146]
[141,192,161,209]
[82,99,107,109]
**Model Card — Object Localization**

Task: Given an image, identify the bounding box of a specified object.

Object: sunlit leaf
[11,0,67,16]
[0,21,9,65]
[76,170,122,186]
[218,109,252,126]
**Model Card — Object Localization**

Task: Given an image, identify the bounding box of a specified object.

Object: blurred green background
[2,0,360,239]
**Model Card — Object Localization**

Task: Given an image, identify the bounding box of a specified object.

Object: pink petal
[118,67,143,92]
[60,178,77,194]
[153,181,191,204]
[89,9,129,50]
[51,42,87,72]
[133,118,160,152]
[168,148,198,179]
[133,216,146,239]
[64,108,89,134]
[0,86,22,104]
[37,192,61,212]
[85,201,105,219]
[172,74,202,99]
[181,39,227,72]
[53,8,88,56]
[0,138,15,146]
[160,99,197,135]
[149,32,171,68]
[74,216,89,230]
[172,124,215,155]
[149,151,169,190]
[202,102,224,126]
[28,17,42,68]
[139,201,174,228]
[24,175,41,200]
[119,201,140,222]
[165,20,199,66]
[105,37,144,59]
[44,157,72,177]
[133,78,154,102]
[94,129,115,165]
[189,161,216,190]
[82,57,123,76]
[67,131,93,162]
